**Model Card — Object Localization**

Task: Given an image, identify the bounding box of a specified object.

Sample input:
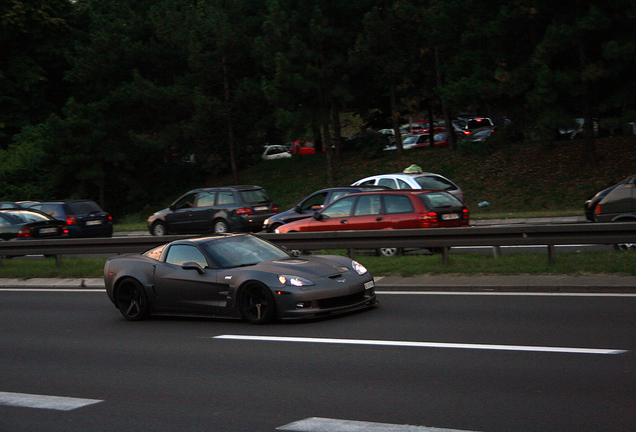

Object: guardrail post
[441,247,450,265]
[55,255,62,267]
[547,245,555,264]
[492,246,502,258]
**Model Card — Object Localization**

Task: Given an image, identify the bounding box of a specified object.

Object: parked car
[262,186,389,232]
[0,208,67,240]
[29,200,113,238]
[466,126,497,143]
[0,202,22,209]
[351,172,464,202]
[262,145,292,160]
[585,174,636,250]
[275,190,469,234]
[148,185,278,236]
[286,140,316,155]
[456,117,494,133]
[104,233,377,324]
[384,134,430,150]
[585,174,636,224]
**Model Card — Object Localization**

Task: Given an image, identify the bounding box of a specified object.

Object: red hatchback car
[275,190,469,233]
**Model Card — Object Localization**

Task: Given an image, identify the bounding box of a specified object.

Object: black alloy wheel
[238,282,277,324]
[115,278,151,321]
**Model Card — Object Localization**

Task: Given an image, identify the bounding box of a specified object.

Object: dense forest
[2,0,636,217]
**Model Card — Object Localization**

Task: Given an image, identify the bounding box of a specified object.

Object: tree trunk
[222,51,239,183]
[390,82,402,152]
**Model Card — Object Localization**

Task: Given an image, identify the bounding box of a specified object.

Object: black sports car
[104,234,377,324]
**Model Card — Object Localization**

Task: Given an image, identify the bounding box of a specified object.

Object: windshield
[4,210,53,223]
[200,235,288,268]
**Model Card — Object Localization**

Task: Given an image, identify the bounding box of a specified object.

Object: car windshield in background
[67,201,103,214]
[4,210,52,223]
[418,192,463,208]
[240,189,271,204]
[201,236,289,268]
[413,176,456,191]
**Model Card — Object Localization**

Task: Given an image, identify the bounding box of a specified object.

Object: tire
[614,243,636,251]
[214,219,229,234]
[151,222,166,236]
[268,223,283,233]
[377,247,399,257]
[114,277,151,321]
[238,282,277,324]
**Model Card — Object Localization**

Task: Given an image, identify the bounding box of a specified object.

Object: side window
[165,245,208,268]
[0,216,9,227]
[354,195,382,216]
[174,194,196,209]
[328,191,350,204]
[301,192,328,211]
[383,195,414,214]
[36,204,63,219]
[378,178,397,189]
[322,196,356,218]
[217,191,236,205]
[197,191,216,207]
[357,180,376,187]
[397,179,413,190]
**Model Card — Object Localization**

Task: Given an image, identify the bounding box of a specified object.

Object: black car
[0,209,66,240]
[262,186,389,232]
[104,234,376,324]
[29,200,113,238]
[585,174,636,250]
[148,185,278,236]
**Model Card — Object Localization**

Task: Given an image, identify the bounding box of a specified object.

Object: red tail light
[66,215,77,225]
[272,205,279,213]
[463,208,470,218]
[236,208,254,216]
[419,212,438,221]
[595,205,601,215]
[17,227,31,238]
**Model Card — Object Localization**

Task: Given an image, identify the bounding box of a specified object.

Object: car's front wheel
[614,243,635,251]
[238,282,277,324]
[115,277,151,321]
[214,219,229,234]
[151,222,166,236]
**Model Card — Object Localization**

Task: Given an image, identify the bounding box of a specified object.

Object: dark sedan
[262,186,388,232]
[0,209,66,240]
[104,234,377,324]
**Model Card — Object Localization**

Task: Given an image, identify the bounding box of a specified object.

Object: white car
[262,145,292,160]
[351,172,464,202]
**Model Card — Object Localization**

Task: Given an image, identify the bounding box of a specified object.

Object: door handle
[340,220,348,224]
[376,217,383,221]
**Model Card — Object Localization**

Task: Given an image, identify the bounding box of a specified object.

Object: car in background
[585,174,636,250]
[29,200,113,238]
[383,134,430,150]
[262,145,292,160]
[0,202,22,209]
[286,140,316,155]
[351,172,464,202]
[104,233,377,324]
[0,208,66,240]
[148,185,278,236]
[262,186,389,232]
[275,190,469,234]
[456,117,494,133]
[465,126,497,143]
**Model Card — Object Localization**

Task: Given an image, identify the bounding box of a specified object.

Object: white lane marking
[376,291,636,297]
[278,417,480,431]
[0,391,103,411]
[214,335,627,355]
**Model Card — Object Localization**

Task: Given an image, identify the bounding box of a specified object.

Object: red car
[286,140,316,155]
[275,190,469,233]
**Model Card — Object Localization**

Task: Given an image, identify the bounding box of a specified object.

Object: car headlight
[278,275,315,287]
[352,260,367,275]
[264,218,270,225]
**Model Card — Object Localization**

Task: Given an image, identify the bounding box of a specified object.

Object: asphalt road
[1,287,635,432]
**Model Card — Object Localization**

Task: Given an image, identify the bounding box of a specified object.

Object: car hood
[254,256,354,278]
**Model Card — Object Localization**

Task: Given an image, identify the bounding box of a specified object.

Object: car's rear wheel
[238,282,276,324]
[377,247,400,257]
[115,277,150,321]
[214,219,229,234]
[151,222,166,236]
[614,243,635,251]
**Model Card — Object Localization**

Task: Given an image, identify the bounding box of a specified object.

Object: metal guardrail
[1,222,635,265]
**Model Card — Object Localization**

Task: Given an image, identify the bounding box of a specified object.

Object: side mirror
[294,205,301,213]
[182,262,205,274]
[313,213,323,221]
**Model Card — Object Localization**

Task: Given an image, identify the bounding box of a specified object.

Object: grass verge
[1,249,634,279]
